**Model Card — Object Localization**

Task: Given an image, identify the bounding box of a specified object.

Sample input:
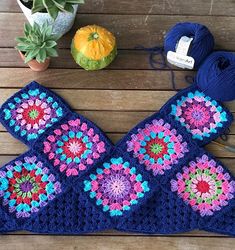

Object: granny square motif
[83,155,151,217]
[41,116,107,177]
[0,151,62,220]
[0,82,70,146]
[0,81,235,236]
[162,85,233,146]
[171,91,229,140]
[170,153,235,217]
[126,118,189,176]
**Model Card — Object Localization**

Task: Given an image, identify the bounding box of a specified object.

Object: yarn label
[167,36,195,69]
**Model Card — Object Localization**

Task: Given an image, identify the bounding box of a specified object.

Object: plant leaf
[16,21,58,63]
[32,0,45,14]
[52,0,66,10]
[24,48,40,63]
[15,37,28,43]
[15,45,27,52]
[24,23,32,36]
[46,47,58,57]
[66,0,85,4]
[45,40,57,48]
[36,48,47,63]
[63,3,74,13]
[42,0,59,20]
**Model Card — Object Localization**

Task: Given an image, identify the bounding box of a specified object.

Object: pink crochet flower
[171,154,235,216]
[43,118,106,177]
[2,88,63,141]
[127,119,188,175]
[171,91,228,140]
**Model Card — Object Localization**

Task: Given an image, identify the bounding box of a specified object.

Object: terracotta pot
[17,0,78,37]
[19,51,50,72]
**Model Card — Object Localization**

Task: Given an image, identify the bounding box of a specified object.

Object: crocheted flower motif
[170,91,228,140]
[171,155,235,217]
[83,157,150,216]
[43,118,106,177]
[2,88,63,141]
[0,156,61,218]
[126,119,188,175]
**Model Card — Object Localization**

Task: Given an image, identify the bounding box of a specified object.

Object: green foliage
[16,22,59,63]
[21,0,85,20]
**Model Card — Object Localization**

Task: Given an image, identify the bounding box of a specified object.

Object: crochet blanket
[0,81,234,236]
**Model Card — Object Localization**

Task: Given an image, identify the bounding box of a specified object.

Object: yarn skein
[196,51,235,102]
[164,22,214,68]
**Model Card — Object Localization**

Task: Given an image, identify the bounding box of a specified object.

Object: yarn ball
[196,51,235,102]
[164,22,214,68]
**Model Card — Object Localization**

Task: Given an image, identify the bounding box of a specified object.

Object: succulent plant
[16,22,59,63]
[21,0,85,20]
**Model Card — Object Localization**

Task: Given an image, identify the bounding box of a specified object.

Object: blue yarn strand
[135,45,176,90]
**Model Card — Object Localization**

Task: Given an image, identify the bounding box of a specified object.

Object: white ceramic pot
[17,0,78,36]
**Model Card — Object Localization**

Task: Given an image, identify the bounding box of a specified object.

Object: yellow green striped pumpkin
[71,25,117,70]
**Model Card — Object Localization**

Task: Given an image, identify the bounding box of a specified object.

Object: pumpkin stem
[88,32,99,41]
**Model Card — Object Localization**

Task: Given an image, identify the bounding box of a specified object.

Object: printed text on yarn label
[167,36,195,69]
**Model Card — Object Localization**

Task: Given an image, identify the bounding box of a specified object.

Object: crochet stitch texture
[0,81,234,236]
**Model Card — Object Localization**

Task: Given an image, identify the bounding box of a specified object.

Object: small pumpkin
[71,25,117,70]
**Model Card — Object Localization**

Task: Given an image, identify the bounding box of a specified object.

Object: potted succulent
[16,22,59,72]
[17,0,85,36]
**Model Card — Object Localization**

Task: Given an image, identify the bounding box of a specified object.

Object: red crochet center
[8,169,47,205]
[196,180,210,193]
[62,138,87,159]
[22,104,45,125]
[145,138,168,159]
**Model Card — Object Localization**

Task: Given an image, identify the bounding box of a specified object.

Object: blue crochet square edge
[115,109,200,184]
[0,149,72,232]
[22,172,115,234]
[0,81,71,147]
[76,147,158,224]
[160,147,235,236]
[115,186,201,234]
[160,84,234,146]
[31,111,114,184]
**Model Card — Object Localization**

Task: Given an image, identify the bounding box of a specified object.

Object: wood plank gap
[1,233,231,238]
[1,10,235,18]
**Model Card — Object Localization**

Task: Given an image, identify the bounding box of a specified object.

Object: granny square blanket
[0,81,234,236]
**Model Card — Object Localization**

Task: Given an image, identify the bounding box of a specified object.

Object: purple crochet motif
[43,118,106,177]
[2,88,63,142]
[126,119,189,175]
[0,155,61,218]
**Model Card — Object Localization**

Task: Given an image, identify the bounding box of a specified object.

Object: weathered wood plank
[0,235,233,250]
[0,110,234,134]
[0,48,194,70]
[0,132,235,158]
[1,0,235,16]
[0,68,193,90]
[1,13,235,50]
[0,89,234,111]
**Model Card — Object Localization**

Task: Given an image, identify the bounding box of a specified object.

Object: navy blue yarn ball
[196,51,235,102]
[164,22,214,68]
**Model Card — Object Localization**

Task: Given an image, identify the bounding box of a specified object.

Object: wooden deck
[0,1,235,249]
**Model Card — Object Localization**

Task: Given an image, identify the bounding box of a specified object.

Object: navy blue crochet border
[0,81,234,236]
